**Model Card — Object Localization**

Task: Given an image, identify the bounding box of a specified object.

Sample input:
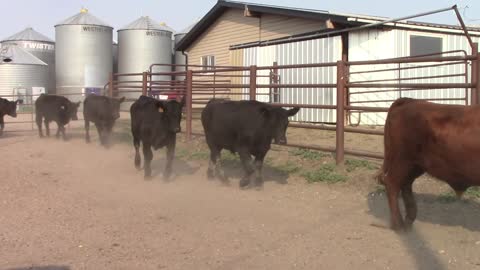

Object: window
[410,35,443,57]
[201,55,215,70]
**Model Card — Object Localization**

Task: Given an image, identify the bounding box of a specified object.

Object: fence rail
[4,46,480,165]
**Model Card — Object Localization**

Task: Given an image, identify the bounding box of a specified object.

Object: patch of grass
[275,161,300,175]
[221,151,238,162]
[345,159,378,172]
[114,132,132,144]
[290,148,328,161]
[189,150,210,160]
[437,192,458,204]
[175,148,189,159]
[302,164,347,184]
[374,185,386,194]
[465,187,480,199]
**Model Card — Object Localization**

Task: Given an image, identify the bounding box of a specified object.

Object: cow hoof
[220,179,231,186]
[144,175,153,181]
[239,178,251,189]
[207,169,215,180]
[390,222,406,232]
[163,172,172,181]
[254,183,264,191]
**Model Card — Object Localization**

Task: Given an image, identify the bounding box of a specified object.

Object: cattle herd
[1,94,480,231]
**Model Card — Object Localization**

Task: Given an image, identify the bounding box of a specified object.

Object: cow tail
[375,100,405,185]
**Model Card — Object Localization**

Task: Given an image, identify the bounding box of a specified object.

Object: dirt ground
[2,115,480,270]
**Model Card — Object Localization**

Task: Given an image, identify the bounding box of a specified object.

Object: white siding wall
[349,29,480,125]
[348,29,397,125]
[240,36,342,123]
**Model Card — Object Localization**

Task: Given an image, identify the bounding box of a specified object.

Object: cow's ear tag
[158,107,164,113]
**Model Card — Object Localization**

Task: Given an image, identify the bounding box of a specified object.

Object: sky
[0,0,479,41]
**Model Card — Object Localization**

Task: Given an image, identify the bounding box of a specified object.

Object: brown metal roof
[175,0,359,51]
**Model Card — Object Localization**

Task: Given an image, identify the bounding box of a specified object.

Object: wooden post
[249,65,257,101]
[336,60,346,165]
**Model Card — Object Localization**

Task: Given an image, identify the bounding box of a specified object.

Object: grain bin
[118,16,173,103]
[174,22,197,80]
[0,44,48,103]
[1,27,55,93]
[113,41,118,74]
[55,8,113,101]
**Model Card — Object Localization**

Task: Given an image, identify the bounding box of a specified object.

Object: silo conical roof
[1,27,53,43]
[177,21,198,35]
[0,45,47,65]
[55,8,112,28]
[119,16,173,32]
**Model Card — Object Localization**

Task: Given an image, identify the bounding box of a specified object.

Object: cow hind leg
[164,136,176,180]
[45,120,50,137]
[133,136,141,170]
[95,123,104,145]
[238,149,254,189]
[401,167,423,229]
[401,184,417,229]
[253,154,266,190]
[142,143,153,180]
[207,146,226,181]
[85,119,90,143]
[0,116,4,136]
[36,115,44,137]
[385,178,404,231]
[383,166,413,231]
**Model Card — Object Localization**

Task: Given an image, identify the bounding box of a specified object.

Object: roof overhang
[175,0,359,51]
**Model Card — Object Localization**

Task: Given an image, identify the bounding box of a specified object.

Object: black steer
[130,95,185,179]
[35,94,80,140]
[201,99,300,189]
[83,95,125,146]
[0,98,21,136]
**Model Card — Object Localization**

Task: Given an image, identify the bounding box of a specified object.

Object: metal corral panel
[349,29,480,125]
[0,46,48,101]
[348,29,397,125]
[240,36,342,123]
[393,29,480,105]
[55,10,113,103]
[118,16,173,103]
[1,28,56,94]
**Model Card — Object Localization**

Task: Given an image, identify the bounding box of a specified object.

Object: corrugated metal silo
[118,16,173,102]
[0,44,48,102]
[174,22,197,80]
[113,41,118,74]
[55,8,113,101]
[1,27,55,93]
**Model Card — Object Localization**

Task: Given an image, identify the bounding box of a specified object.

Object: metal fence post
[142,72,148,96]
[472,43,480,105]
[108,73,114,97]
[336,60,346,165]
[249,65,257,101]
[186,70,193,141]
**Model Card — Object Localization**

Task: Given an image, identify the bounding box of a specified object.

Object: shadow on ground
[219,158,290,185]
[367,190,480,232]
[5,266,70,270]
[367,190,480,270]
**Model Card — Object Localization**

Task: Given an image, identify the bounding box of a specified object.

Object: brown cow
[377,97,480,231]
